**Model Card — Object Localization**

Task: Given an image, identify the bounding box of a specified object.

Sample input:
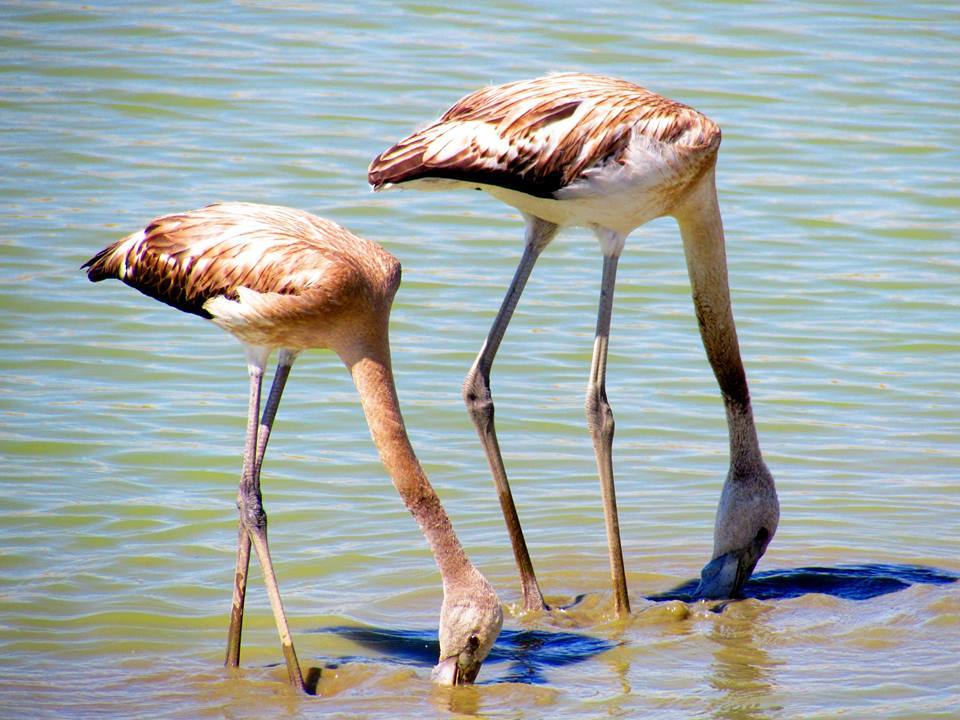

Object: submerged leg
[226,349,306,692]
[247,526,305,691]
[225,351,297,668]
[463,216,557,612]
[585,252,630,617]
[225,525,251,669]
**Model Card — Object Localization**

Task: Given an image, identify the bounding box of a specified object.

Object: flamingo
[369,72,779,615]
[82,202,503,691]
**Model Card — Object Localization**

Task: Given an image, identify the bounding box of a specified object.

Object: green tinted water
[2,2,958,718]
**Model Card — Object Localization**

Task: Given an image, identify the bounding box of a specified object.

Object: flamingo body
[369,73,720,236]
[84,202,502,690]
[84,202,398,350]
[370,73,779,611]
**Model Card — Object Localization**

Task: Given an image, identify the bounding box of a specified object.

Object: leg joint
[463,368,495,430]
[237,487,267,531]
[585,384,615,442]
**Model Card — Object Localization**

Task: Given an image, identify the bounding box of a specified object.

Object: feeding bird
[83,201,503,691]
[369,72,779,614]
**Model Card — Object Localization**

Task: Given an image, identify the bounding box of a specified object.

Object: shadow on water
[303,564,954,686]
[648,563,958,603]
[309,626,615,684]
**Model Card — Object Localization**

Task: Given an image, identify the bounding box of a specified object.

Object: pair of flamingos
[85,73,779,692]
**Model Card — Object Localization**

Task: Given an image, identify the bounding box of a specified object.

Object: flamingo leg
[254,351,298,473]
[225,526,251,669]
[225,352,296,669]
[463,216,557,612]
[247,526,304,691]
[227,355,306,692]
[585,253,631,616]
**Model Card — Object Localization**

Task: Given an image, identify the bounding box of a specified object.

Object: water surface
[2,2,958,718]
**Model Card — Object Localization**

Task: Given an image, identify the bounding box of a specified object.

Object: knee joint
[585,386,615,441]
[237,488,267,531]
[463,370,495,428]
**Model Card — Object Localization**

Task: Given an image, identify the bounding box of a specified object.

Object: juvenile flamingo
[369,73,779,614]
[83,202,502,691]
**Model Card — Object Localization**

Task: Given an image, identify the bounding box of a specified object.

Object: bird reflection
[703,602,780,720]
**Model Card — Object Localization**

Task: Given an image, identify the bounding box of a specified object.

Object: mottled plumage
[369,73,719,202]
[369,73,778,614]
[83,202,502,692]
[83,202,398,338]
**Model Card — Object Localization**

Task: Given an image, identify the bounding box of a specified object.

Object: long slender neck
[343,337,475,585]
[674,167,762,470]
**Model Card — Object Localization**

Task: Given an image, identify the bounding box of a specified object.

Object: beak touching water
[694,527,770,600]
[431,635,483,685]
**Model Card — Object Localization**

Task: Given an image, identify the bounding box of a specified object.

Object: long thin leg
[585,253,630,617]
[463,216,557,612]
[254,351,298,473]
[225,351,297,668]
[228,352,306,692]
[225,525,251,668]
[247,527,304,691]
[225,362,263,670]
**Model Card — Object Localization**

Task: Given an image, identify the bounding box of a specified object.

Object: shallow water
[2,1,959,718]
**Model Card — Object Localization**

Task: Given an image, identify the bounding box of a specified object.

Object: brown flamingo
[83,201,503,691]
[369,72,779,615]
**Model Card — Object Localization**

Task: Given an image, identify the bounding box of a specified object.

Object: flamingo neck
[674,168,763,471]
[345,341,475,585]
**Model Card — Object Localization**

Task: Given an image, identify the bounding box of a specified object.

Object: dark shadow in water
[301,565,954,686]
[308,626,615,684]
[648,562,958,603]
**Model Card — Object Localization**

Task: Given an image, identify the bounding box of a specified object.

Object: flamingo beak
[431,650,483,686]
[694,528,770,600]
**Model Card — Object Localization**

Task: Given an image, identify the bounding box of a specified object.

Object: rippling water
[2,2,958,718]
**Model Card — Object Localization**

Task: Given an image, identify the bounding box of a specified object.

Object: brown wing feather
[368,73,719,198]
[82,202,397,321]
